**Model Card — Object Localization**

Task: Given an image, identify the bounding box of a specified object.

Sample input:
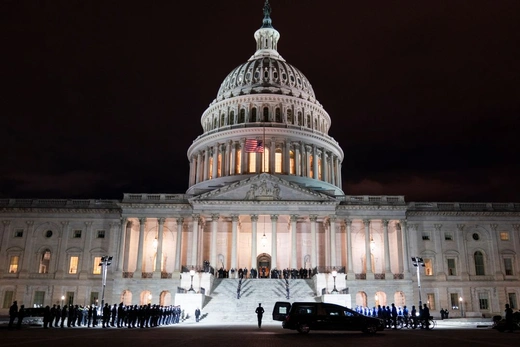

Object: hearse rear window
[297,306,315,315]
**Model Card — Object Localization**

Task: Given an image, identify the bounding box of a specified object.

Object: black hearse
[272,301,384,334]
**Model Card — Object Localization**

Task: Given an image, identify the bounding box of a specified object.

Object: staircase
[199,278,318,324]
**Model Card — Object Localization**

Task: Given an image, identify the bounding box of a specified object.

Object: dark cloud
[1,0,519,202]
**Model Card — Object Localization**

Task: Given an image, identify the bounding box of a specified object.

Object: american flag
[245,139,264,153]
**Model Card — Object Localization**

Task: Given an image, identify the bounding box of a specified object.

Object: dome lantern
[252,0,282,61]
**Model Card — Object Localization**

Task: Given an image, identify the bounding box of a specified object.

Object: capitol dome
[187,1,344,196]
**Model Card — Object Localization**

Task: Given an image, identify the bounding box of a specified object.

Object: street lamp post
[331,270,338,293]
[61,295,65,307]
[99,256,113,309]
[411,257,425,308]
[459,297,464,318]
[188,269,196,293]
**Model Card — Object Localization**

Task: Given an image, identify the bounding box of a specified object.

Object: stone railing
[122,194,191,203]
[122,272,133,278]
[408,202,520,211]
[393,273,404,280]
[161,272,173,279]
[374,273,385,280]
[355,273,366,280]
[142,272,153,278]
[338,195,406,205]
[0,198,119,208]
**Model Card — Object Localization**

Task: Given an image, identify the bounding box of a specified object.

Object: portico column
[232,215,239,269]
[300,142,306,176]
[310,215,318,269]
[400,220,411,277]
[346,219,354,277]
[155,218,165,275]
[321,149,327,182]
[174,218,183,272]
[329,216,337,268]
[363,219,374,279]
[203,148,210,181]
[337,157,342,189]
[250,215,258,270]
[229,140,235,175]
[330,155,336,186]
[240,139,247,174]
[295,144,301,176]
[290,215,298,269]
[135,218,146,276]
[196,152,202,183]
[269,139,275,174]
[190,214,199,266]
[312,145,318,179]
[283,141,290,174]
[271,215,278,270]
[383,219,392,277]
[212,144,218,179]
[210,214,219,269]
[116,218,127,272]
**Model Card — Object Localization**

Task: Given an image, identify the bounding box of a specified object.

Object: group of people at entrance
[217,267,313,279]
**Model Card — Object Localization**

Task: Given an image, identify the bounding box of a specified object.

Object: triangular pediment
[191,173,337,202]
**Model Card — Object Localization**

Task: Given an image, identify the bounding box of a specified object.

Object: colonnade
[188,139,342,188]
[119,215,410,279]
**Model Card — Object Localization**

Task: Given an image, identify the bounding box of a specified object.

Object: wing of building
[1,1,519,319]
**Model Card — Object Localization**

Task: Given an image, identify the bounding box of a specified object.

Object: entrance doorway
[257,253,271,278]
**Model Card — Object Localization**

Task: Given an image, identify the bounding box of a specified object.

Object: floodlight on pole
[99,255,113,309]
[189,269,196,293]
[411,256,425,307]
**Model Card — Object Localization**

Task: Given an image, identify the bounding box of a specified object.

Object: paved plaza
[1,319,517,347]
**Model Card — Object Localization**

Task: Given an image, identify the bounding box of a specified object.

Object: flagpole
[262,124,266,172]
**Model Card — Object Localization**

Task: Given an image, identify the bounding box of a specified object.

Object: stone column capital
[250,215,259,222]
[382,219,389,227]
[211,214,220,222]
[158,218,165,225]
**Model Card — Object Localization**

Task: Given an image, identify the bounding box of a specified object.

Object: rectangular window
[34,291,45,307]
[275,151,282,173]
[97,230,105,239]
[427,293,436,310]
[500,232,510,241]
[235,149,241,174]
[14,229,24,238]
[422,233,431,241]
[447,258,457,276]
[508,293,517,309]
[424,258,433,276]
[9,256,19,273]
[444,233,453,241]
[69,256,79,274]
[478,293,489,310]
[504,258,513,276]
[73,230,82,238]
[3,291,14,308]
[248,152,256,173]
[450,293,460,309]
[93,256,102,274]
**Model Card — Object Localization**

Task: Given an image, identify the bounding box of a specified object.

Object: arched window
[235,148,242,174]
[298,111,303,125]
[287,109,293,124]
[275,108,281,122]
[356,291,367,307]
[220,113,225,127]
[239,109,245,123]
[39,249,51,274]
[251,108,257,122]
[306,115,311,128]
[229,111,235,125]
[213,117,217,129]
[263,107,269,122]
[475,251,485,275]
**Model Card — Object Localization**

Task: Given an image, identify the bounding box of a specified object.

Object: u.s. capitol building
[1,2,519,318]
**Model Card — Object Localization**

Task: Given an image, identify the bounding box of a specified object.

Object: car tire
[297,323,310,334]
[362,324,378,334]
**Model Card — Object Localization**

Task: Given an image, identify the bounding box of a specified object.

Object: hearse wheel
[297,323,310,334]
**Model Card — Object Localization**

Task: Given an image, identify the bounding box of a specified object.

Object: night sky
[2,0,519,202]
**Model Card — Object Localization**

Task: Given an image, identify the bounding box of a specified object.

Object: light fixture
[153,237,158,250]
[411,256,425,308]
[370,237,376,252]
[261,216,267,247]
[459,297,464,317]
[189,268,196,293]
[331,269,338,293]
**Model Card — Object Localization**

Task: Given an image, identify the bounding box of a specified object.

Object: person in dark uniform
[195,308,201,322]
[422,303,430,330]
[505,303,514,332]
[8,301,18,329]
[16,305,25,329]
[255,303,265,328]
[391,303,398,329]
